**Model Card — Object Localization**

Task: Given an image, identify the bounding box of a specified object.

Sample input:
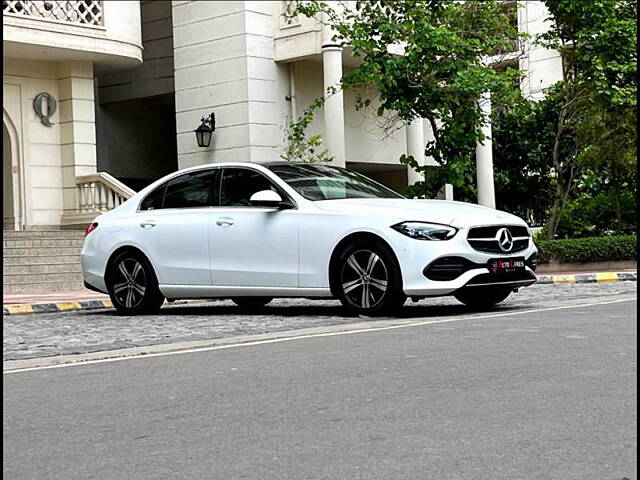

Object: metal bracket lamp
[195,112,216,148]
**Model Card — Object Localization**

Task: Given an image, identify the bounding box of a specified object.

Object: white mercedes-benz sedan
[81,162,538,316]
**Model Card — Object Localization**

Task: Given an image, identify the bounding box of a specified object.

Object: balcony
[3,0,104,28]
[3,0,142,70]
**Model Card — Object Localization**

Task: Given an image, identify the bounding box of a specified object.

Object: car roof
[174,161,341,175]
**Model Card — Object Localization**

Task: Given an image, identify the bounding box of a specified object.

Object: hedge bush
[534,235,637,264]
[554,191,637,238]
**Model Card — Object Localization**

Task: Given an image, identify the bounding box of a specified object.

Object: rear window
[139,169,218,210]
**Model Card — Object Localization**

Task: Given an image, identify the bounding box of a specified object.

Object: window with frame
[140,169,219,210]
[219,168,283,207]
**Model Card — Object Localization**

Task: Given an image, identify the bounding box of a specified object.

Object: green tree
[491,87,555,226]
[293,0,522,198]
[539,0,637,239]
[280,96,334,163]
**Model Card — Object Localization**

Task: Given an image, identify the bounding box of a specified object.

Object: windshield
[267,164,405,201]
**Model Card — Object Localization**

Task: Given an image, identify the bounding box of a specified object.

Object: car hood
[313,198,527,228]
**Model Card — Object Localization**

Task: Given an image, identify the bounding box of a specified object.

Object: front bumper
[391,227,538,297]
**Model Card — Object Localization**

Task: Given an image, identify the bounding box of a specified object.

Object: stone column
[476,91,495,208]
[406,118,425,187]
[321,19,346,167]
[58,61,97,220]
[408,118,454,200]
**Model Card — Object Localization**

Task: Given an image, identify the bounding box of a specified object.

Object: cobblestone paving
[3,282,636,361]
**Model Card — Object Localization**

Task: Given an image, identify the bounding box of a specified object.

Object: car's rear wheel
[334,240,406,316]
[454,287,512,308]
[232,297,273,310]
[107,251,164,315]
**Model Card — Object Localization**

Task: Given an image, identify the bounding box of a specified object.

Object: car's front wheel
[454,287,512,309]
[334,240,406,316]
[107,251,165,315]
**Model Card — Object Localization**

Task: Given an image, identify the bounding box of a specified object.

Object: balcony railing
[75,172,134,214]
[3,0,104,27]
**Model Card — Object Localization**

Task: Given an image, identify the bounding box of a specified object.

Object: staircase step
[3,238,85,248]
[3,272,85,286]
[3,247,82,257]
[3,230,85,238]
[3,281,88,295]
[3,263,83,275]
[2,230,89,295]
[3,254,81,266]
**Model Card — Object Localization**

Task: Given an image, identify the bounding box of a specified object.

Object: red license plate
[489,258,525,274]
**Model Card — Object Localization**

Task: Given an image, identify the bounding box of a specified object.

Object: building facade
[3,0,563,232]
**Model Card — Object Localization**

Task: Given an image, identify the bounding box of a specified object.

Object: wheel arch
[104,245,156,287]
[328,231,403,296]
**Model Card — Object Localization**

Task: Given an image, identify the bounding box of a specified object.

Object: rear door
[135,169,218,286]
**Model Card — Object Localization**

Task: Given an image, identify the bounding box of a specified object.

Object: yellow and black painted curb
[2,271,636,316]
[536,271,637,285]
[3,299,113,316]
[1,298,220,316]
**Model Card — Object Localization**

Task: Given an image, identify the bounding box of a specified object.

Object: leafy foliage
[491,87,555,225]
[535,235,637,264]
[553,191,637,239]
[538,0,637,239]
[294,0,522,197]
[280,97,334,163]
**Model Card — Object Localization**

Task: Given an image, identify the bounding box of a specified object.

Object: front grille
[424,256,483,281]
[467,225,530,254]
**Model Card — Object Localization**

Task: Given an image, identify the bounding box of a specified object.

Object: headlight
[391,222,458,240]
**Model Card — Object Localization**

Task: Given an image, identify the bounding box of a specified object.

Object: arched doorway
[3,111,23,231]
[3,124,15,229]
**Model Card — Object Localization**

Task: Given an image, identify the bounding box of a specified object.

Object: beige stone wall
[97,0,175,104]
[518,1,564,100]
[172,0,288,168]
[292,60,407,166]
[58,61,97,217]
[3,58,96,228]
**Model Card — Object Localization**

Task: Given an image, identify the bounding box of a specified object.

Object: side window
[164,170,218,209]
[140,185,166,211]
[219,168,280,207]
[140,169,218,210]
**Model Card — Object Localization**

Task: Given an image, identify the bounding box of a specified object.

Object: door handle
[139,220,157,228]
[216,217,235,226]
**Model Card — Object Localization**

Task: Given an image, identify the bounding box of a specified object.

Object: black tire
[232,297,273,310]
[454,287,512,308]
[107,250,165,315]
[333,239,406,316]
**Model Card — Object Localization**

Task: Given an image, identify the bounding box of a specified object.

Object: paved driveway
[3,282,636,361]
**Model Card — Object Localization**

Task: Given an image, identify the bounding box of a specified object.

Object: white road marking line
[4,297,636,375]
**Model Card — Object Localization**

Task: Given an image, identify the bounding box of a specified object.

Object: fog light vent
[424,256,478,281]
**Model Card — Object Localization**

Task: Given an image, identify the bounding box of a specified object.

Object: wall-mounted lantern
[194,112,216,148]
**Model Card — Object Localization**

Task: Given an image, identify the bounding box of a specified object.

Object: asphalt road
[3,297,636,480]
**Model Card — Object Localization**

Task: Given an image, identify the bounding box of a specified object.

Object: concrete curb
[3,299,113,316]
[2,298,217,316]
[3,271,636,316]
[536,271,637,285]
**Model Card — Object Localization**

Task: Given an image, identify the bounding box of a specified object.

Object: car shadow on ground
[90,300,526,320]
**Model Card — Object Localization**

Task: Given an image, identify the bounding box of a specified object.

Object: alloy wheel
[340,249,388,309]
[112,258,147,309]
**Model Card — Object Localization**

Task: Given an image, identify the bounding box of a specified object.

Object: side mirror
[249,190,288,208]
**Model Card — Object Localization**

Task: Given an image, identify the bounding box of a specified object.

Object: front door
[210,167,299,287]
